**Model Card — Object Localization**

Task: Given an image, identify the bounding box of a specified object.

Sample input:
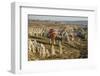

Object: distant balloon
[48,29,58,41]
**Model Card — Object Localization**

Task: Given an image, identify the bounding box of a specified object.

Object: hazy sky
[28,15,88,21]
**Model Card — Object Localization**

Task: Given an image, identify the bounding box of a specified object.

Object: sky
[28,15,88,21]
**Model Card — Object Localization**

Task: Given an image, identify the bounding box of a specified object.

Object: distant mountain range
[60,21,88,25]
[29,20,88,26]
